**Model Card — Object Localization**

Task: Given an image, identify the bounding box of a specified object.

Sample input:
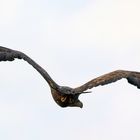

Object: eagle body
[51,87,83,108]
[0,46,140,108]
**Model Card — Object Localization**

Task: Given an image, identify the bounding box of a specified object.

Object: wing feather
[0,46,59,90]
[74,70,140,93]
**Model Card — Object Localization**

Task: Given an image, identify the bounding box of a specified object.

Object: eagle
[0,46,140,108]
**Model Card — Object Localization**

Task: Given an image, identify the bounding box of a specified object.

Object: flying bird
[0,46,140,108]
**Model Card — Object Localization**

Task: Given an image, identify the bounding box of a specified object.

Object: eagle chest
[51,88,69,107]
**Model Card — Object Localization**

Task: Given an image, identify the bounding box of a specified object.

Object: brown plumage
[0,46,140,108]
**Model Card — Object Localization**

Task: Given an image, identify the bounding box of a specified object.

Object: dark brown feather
[0,46,59,90]
[74,70,140,93]
[0,46,140,108]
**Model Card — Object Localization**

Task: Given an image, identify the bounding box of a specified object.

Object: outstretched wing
[74,70,140,93]
[0,46,59,90]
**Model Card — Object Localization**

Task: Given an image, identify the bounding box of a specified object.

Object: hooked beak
[69,100,83,108]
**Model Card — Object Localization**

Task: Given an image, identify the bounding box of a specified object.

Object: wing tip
[127,77,140,89]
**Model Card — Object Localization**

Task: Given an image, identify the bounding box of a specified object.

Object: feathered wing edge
[0,46,59,90]
[74,70,140,93]
[0,46,140,94]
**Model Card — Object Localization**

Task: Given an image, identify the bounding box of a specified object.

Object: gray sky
[0,0,140,140]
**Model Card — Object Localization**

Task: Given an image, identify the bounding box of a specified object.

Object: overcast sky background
[0,0,140,140]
